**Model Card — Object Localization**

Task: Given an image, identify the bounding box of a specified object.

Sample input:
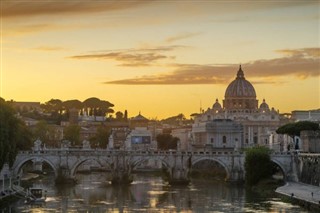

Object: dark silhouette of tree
[115,111,124,121]
[64,125,81,146]
[40,97,114,123]
[83,97,114,117]
[161,113,192,126]
[276,121,319,138]
[32,120,51,142]
[245,146,273,186]
[90,126,111,148]
[62,99,83,110]
[156,134,178,150]
[0,98,32,170]
[124,110,128,121]
[42,99,63,114]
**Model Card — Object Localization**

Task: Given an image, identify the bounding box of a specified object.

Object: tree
[62,99,83,110]
[0,98,32,170]
[64,125,81,146]
[89,126,111,148]
[32,120,50,142]
[124,110,128,121]
[244,146,273,186]
[156,134,178,150]
[32,120,59,147]
[115,111,124,121]
[276,121,319,138]
[83,97,114,117]
[42,99,63,113]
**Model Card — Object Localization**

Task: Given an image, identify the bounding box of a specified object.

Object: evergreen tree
[244,146,273,185]
[0,98,32,170]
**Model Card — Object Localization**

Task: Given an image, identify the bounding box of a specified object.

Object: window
[223,136,227,143]
[211,138,214,143]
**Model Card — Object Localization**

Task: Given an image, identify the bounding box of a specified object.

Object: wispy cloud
[105,47,320,85]
[1,1,154,18]
[276,48,320,58]
[165,32,202,43]
[69,52,171,67]
[68,45,184,67]
[33,46,68,52]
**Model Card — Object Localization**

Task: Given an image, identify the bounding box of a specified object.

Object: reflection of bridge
[11,149,306,185]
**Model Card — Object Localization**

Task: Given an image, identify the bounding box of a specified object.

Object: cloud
[165,32,202,43]
[68,45,184,66]
[1,1,154,18]
[105,47,319,85]
[276,48,320,58]
[2,22,88,37]
[70,52,171,67]
[33,46,68,52]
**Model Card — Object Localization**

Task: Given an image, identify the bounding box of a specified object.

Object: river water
[2,172,309,213]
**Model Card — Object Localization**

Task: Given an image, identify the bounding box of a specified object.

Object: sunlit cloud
[2,22,91,37]
[32,46,68,52]
[165,32,202,43]
[69,52,171,67]
[68,45,185,66]
[105,47,319,85]
[1,1,155,18]
[2,24,57,37]
[275,48,320,58]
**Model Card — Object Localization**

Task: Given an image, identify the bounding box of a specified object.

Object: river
[1,172,309,212]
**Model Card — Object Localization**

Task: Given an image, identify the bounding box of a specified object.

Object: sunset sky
[1,0,319,119]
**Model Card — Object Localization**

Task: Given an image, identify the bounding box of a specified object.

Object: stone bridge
[11,149,301,185]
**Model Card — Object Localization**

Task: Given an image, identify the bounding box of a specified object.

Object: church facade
[191,65,288,151]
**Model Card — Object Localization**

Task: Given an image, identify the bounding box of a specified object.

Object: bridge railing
[18,149,242,156]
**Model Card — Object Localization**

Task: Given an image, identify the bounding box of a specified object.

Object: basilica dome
[212,99,222,109]
[225,65,256,98]
[259,99,269,109]
[223,65,258,111]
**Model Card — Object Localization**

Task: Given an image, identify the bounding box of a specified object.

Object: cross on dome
[236,64,245,79]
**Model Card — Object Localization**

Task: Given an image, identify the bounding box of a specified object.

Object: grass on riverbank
[249,178,285,197]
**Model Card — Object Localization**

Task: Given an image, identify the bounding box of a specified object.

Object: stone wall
[299,155,320,186]
[301,130,320,153]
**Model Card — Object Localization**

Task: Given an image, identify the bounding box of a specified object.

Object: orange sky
[1,1,319,119]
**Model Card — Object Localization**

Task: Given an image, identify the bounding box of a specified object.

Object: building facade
[192,65,288,151]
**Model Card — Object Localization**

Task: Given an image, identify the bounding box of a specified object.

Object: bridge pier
[32,159,43,173]
[226,169,244,183]
[168,168,190,185]
[167,155,191,185]
[110,154,133,185]
[55,167,77,184]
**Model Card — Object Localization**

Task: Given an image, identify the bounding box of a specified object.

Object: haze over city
[1,0,319,119]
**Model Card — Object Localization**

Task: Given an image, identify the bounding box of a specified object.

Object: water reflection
[3,172,309,212]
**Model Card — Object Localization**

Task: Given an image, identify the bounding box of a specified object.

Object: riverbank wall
[276,181,320,212]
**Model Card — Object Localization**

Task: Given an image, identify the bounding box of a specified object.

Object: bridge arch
[70,157,112,177]
[270,159,287,180]
[12,156,58,177]
[191,157,230,180]
[130,156,171,170]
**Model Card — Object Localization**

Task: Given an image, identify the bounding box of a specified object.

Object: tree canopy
[89,126,111,148]
[63,125,81,146]
[0,98,32,170]
[156,134,179,150]
[276,121,319,138]
[160,113,193,126]
[244,146,273,186]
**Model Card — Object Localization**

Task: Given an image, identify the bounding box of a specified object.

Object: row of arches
[13,156,287,183]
